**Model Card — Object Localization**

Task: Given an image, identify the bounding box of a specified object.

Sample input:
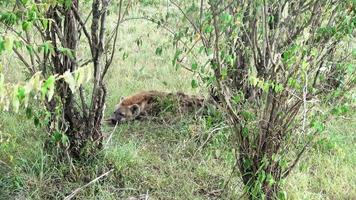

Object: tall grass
[1,3,355,200]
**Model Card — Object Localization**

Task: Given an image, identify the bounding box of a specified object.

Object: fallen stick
[63,169,114,200]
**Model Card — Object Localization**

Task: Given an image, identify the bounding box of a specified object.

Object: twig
[0,160,11,169]
[103,0,124,79]
[79,59,93,67]
[63,169,114,200]
[145,190,149,200]
[302,69,308,134]
[193,125,228,157]
[170,0,209,47]
[105,122,118,148]
[72,5,92,47]
[13,48,35,74]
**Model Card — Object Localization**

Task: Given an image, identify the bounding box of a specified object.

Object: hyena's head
[107,97,141,125]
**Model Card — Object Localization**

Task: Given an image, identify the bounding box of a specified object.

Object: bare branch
[72,5,92,47]
[103,0,124,79]
[63,169,114,200]
[13,48,35,74]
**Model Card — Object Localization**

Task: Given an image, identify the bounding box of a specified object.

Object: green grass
[286,118,356,200]
[1,3,356,200]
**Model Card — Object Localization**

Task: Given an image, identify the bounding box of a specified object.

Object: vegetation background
[0,0,355,199]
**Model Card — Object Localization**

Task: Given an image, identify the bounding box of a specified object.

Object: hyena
[106,90,206,125]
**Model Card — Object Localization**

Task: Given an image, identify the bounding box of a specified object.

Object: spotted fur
[106,90,205,125]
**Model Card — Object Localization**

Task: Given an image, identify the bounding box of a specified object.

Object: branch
[63,169,114,200]
[170,0,209,48]
[13,48,35,74]
[79,59,93,67]
[0,160,11,169]
[282,135,313,178]
[215,0,235,16]
[72,5,92,47]
[103,0,124,79]
[79,86,88,118]
[78,10,93,33]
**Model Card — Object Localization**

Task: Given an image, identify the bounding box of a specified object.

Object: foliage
[0,0,131,158]
[165,0,355,199]
[0,67,92,113]
[0,2,355,198]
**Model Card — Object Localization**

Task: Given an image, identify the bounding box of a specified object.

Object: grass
[1,2,356,200]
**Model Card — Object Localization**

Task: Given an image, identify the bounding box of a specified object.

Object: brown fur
[107,90,205,125]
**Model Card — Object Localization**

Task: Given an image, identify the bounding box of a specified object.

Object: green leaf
[221,13,233,24]
[0,39,4,53]
[122,52,129,60]
[58,47,74,58]
[278,191,287,200]
[249,75,259,87]
[221,68,228,79]
[191,62,198,71]
[26,44,34,55]
[41,75,56,101]
[52,131,62,142]
[347,63,355,74]
[39,41,54,55]
[172,50,182,67]
[34,116,40,127]
[242,127,249,138]
[191,79,198,88]
[12,87,20,113]
[266,174,275,187]
[0,73,4,95]
[258,170,266,182]
[232,92,244,104]
[311,120,325,132]
[16,86,26,101]
[155,46,163,56]
[22,21,32,31]
[41,18,49,29]
[61,134,69,146]
[136,38,142,47]
[4,37,13,51]
[64,0,72,9]
[26,107,32,119]
[274,83,284,93]
[28,10,37,21]
[204,25,213,34]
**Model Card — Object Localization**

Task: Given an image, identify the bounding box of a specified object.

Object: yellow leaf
[62,70,76,92]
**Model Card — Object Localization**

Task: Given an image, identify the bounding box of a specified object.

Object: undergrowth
[0,2,355,200]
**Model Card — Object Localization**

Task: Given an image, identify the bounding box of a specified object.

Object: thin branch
[282,135,313,178]
[103,0,124,79]
[63,169,114,200]
[13,48,35,74]
[79,86,88,118]
[170,0,209,48]
[215,0,235,16]
[78,9,93,33]
[104,122,118,148]
[79,59,93,67]
[72,5,92,47]
[51,20,65,44]
[0,160,11,169]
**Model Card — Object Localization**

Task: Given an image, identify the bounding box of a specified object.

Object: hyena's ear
[119,96,125,103]
[130,104,141,118]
